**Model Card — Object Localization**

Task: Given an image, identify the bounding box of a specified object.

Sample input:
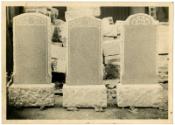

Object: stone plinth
[8,84,55,107]
[117,84,163,107]
[63,85,107,108]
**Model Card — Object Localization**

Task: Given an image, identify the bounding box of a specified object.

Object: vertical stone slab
[63,17,107,110]
[65,7,100,21]
[122,14,158,84]
[67,17,102,85]
[13,13,51,84]
[117,13,163,107]
[9,13,54,107]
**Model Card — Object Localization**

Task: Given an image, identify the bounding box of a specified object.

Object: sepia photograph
[1,1,173,124]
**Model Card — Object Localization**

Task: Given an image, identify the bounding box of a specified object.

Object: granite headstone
[122,13,158,84]
[67,16,102,85]
[13,13,51,84]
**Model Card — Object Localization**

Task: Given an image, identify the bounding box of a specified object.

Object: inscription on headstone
[122,13,158,84]
[67,17,102,85]
[13,13,51,84]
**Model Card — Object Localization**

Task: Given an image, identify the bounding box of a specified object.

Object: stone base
[117,84,163,107]
[8,83,55,107]
[63,85,107,109]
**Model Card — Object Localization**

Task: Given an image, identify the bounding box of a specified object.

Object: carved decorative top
[126,13,158,25]
[14,13,50,25]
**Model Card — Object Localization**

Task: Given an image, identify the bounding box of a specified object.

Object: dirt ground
[7,83,168,120]
[7,107,168,120]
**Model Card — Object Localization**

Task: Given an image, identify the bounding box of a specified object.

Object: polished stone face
[122,25,157,84]
[67,17,102,85]
[13,13,51,84]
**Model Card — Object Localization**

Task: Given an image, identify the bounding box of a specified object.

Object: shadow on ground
[7,94,168,120]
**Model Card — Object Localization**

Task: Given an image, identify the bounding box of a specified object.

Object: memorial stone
[67,17,101,85]
[13,13,51,84]
[9,13,55,107]
[117,13,163,107]
[63,16,107,110]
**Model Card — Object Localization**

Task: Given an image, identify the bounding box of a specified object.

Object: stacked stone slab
[157,24,169,54]
[157,24,169,83]
[8,13,55,107]
[102,20,123,80]
[102,40,120,65]
[65,7,100,21]
[63,16,107,110]
[51,43,66,73]
[117,13,163,107]
[157,54,168,83]
[102,17,117,37]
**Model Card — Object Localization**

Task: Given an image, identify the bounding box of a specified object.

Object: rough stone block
[157,55,168,83]
[102,40,120,56]
[117,84,163,107]
[8,83,55,107]
[104,55,120,65]
[107,89,117,105]
[157,24,169,54]
[63,85,107,108]
[65,8,100,21]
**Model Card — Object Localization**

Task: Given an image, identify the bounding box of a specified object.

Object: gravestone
[117,13,163,107]
[63,16,107,110]
[8,13,55,107]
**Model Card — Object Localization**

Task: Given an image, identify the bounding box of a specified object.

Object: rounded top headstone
[13,13,50,25]
[125,13,159,25]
